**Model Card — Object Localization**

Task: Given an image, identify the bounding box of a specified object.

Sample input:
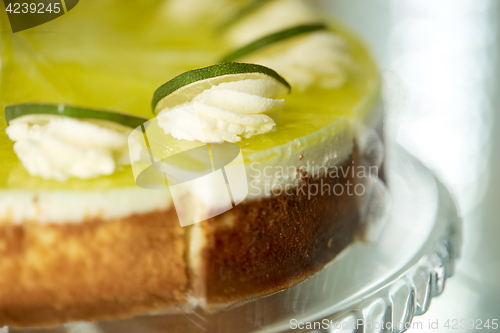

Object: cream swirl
[242,31,353,92]
[6,115,134,181]
[163,0,234,24]
[157,79,284,143]
[226,0,321,47]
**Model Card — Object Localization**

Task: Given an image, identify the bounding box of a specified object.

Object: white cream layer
[157,79,284,143]
[6,115,134,181]
[0,188,172,225]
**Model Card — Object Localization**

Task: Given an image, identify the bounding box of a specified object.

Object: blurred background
[321,0,500,331]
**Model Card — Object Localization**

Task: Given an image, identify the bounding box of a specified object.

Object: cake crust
[0,153,367,328]
[198,155,361,304]
[0,209,186,327]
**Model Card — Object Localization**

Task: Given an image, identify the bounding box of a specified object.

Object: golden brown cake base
[0,210,186,327]
[198,157,360,304]
[0,152,368,328]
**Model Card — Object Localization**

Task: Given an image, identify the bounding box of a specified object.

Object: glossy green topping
[220,23,328,63]
[0,7,379,191]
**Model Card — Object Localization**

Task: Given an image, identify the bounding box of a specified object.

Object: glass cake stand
[13,145,461,333]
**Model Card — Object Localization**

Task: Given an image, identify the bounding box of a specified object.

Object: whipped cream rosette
[223,0,321,47]
[157,79,283,143]
[162,0,233,24]
[151,63,290,143]
[4,104,147,181]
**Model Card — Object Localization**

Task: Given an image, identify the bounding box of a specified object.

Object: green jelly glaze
[0,1,379,190]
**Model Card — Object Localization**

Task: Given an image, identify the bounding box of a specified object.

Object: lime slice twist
[5,104,148,128]
[151,62,291,114]
[220,23,328,63]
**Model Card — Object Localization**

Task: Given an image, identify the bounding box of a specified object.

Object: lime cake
[0,0,382,327]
